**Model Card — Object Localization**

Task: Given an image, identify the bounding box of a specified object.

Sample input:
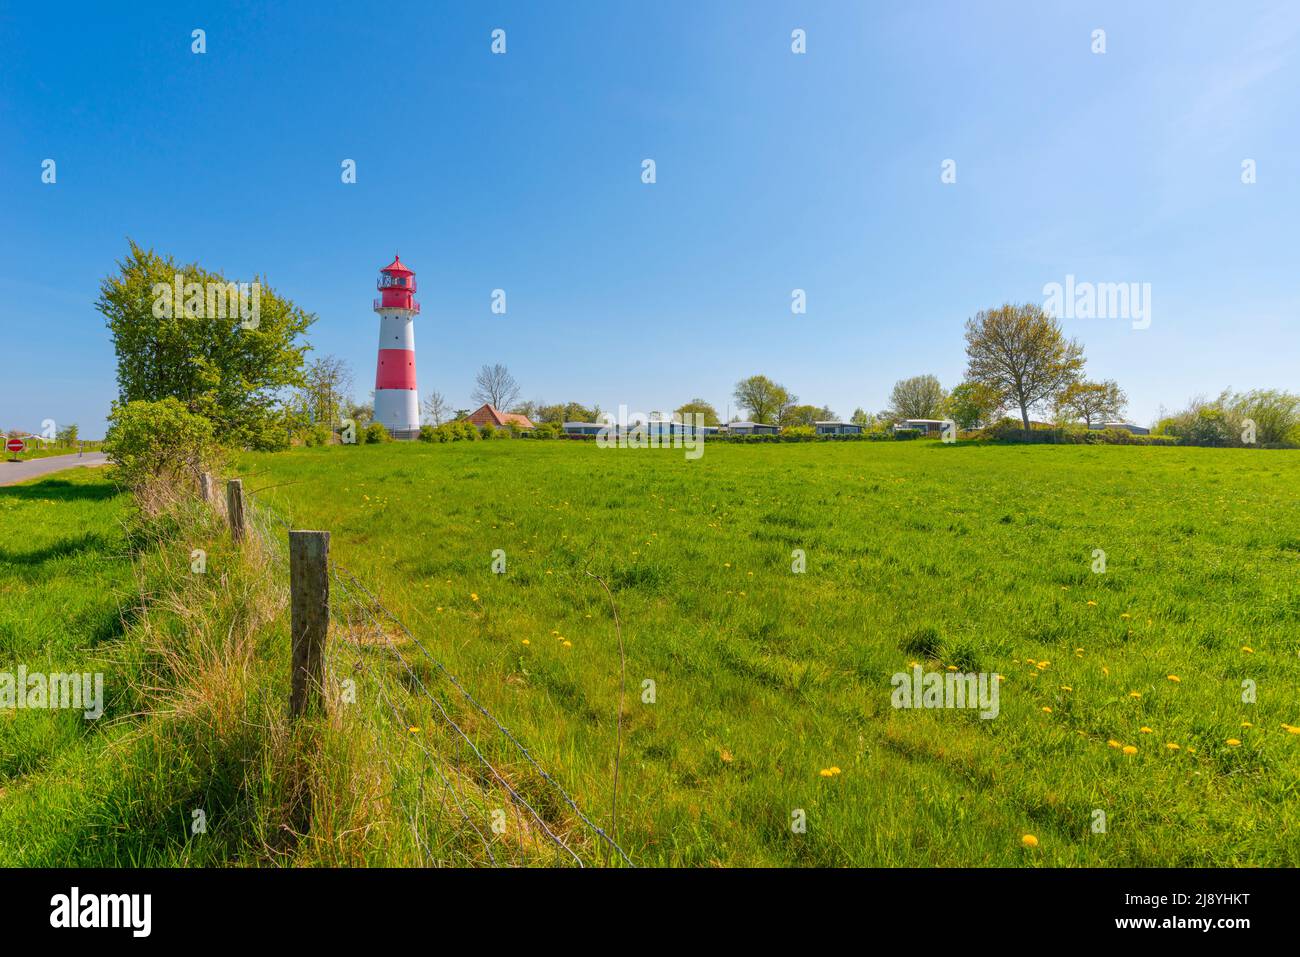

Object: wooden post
[289,530,330,719]
[226,479,245,543]
[200,472,213,504]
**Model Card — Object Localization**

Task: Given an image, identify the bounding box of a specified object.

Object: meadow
[229,438,1300,866]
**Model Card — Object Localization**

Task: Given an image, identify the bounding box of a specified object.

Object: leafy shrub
[303,424,332,447]
[417,424,437,442]
[976,419,1176,446]
[531,422,562,439]
[780,425,816,439]
[364,422,390,444]
[479,424,497,440]
[104,398,219,497]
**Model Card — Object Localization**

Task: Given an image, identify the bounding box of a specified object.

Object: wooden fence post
[226,479,245,543]
[289,530,330,719]
[200,472,213,504]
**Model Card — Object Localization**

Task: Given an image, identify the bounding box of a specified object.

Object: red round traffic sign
[6,438,25,453]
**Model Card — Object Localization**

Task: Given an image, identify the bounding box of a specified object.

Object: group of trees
[1154,390,1300,446]
[97,241,1296,456]
[99,241,315,450]
[728,304,1137,439]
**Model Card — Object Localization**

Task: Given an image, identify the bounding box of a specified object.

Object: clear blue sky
[2,0,1297,435]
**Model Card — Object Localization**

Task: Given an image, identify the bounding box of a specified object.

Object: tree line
[94,244,1298,450]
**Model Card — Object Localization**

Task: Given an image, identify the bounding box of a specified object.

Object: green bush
[303,424,332,447]
[479,424,497,440]
[103,398,219,495]
[976,419,1177,446]
[529,422,561,439]
[417,424,437,443]
[364,422,390,444]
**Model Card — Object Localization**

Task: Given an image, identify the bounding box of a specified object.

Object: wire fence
[238,484,633,868]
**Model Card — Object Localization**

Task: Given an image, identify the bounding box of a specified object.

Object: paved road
[0,452,109,486]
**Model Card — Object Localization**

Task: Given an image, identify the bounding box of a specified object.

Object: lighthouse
[372,254,420,438]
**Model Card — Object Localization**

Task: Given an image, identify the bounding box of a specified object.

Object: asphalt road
[0,452,110,486]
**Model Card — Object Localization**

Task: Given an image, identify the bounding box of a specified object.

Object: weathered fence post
[289,530,330,719]
[226,479,245,543]
[200,472,213,504]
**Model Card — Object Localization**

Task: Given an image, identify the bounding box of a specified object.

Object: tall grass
[0,469,572,866]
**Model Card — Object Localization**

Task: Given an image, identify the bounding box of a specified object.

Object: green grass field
[229,439,1300,866]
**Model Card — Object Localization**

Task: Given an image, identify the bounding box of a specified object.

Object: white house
[1089,421,1150,435]
[814,421,863,435]
[895,419,946,435]
[726,421,780,435]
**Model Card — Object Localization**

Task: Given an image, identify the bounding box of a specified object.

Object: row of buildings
[458,405,1149,438]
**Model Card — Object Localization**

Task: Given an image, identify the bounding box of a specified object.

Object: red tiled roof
[465,404,535,429]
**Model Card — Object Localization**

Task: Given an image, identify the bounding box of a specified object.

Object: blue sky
[2,0,1297,435]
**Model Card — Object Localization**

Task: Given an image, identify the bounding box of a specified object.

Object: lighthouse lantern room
[372,254,421,438]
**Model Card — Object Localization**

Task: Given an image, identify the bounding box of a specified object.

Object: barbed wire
[329,561,585,866]
[242,486,631,866]
[330,569,498,865]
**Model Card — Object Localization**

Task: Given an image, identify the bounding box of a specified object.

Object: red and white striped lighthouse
[372,254,420,438]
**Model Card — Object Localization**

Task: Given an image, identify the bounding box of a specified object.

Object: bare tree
[301,355,354,427]
[472,363,520,411]
[421,389,449,425]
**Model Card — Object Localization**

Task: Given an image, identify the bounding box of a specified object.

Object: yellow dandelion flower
[1226,738,1242,746]
[1042,706,1052,714]
[819,766,842,777]
[1288,726,1300,735]
[1102,666,1110,676]
[1060,685,1073,692]
[408,726,420,734]
[1120,613,1131,620]
[1107,739,1121,748]
[1122,745,1138,755]
[996,674,1006,682]
[470,593,479,602]
[1241,722,1253,728]
[1087,600,1097,607]
[1165,742,1180,751]
[1167,675,1181,683]
[1128,691,1142,699]
[1021,834,1039,847]
[946,665,958,672]
[1241,646,1253,653]
[1037,661,1050,669]
[719,749,733,763]
[562,640,572,648]
[521,639,530,646]
[1140,727,1153,734]
[436,606,444,612]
